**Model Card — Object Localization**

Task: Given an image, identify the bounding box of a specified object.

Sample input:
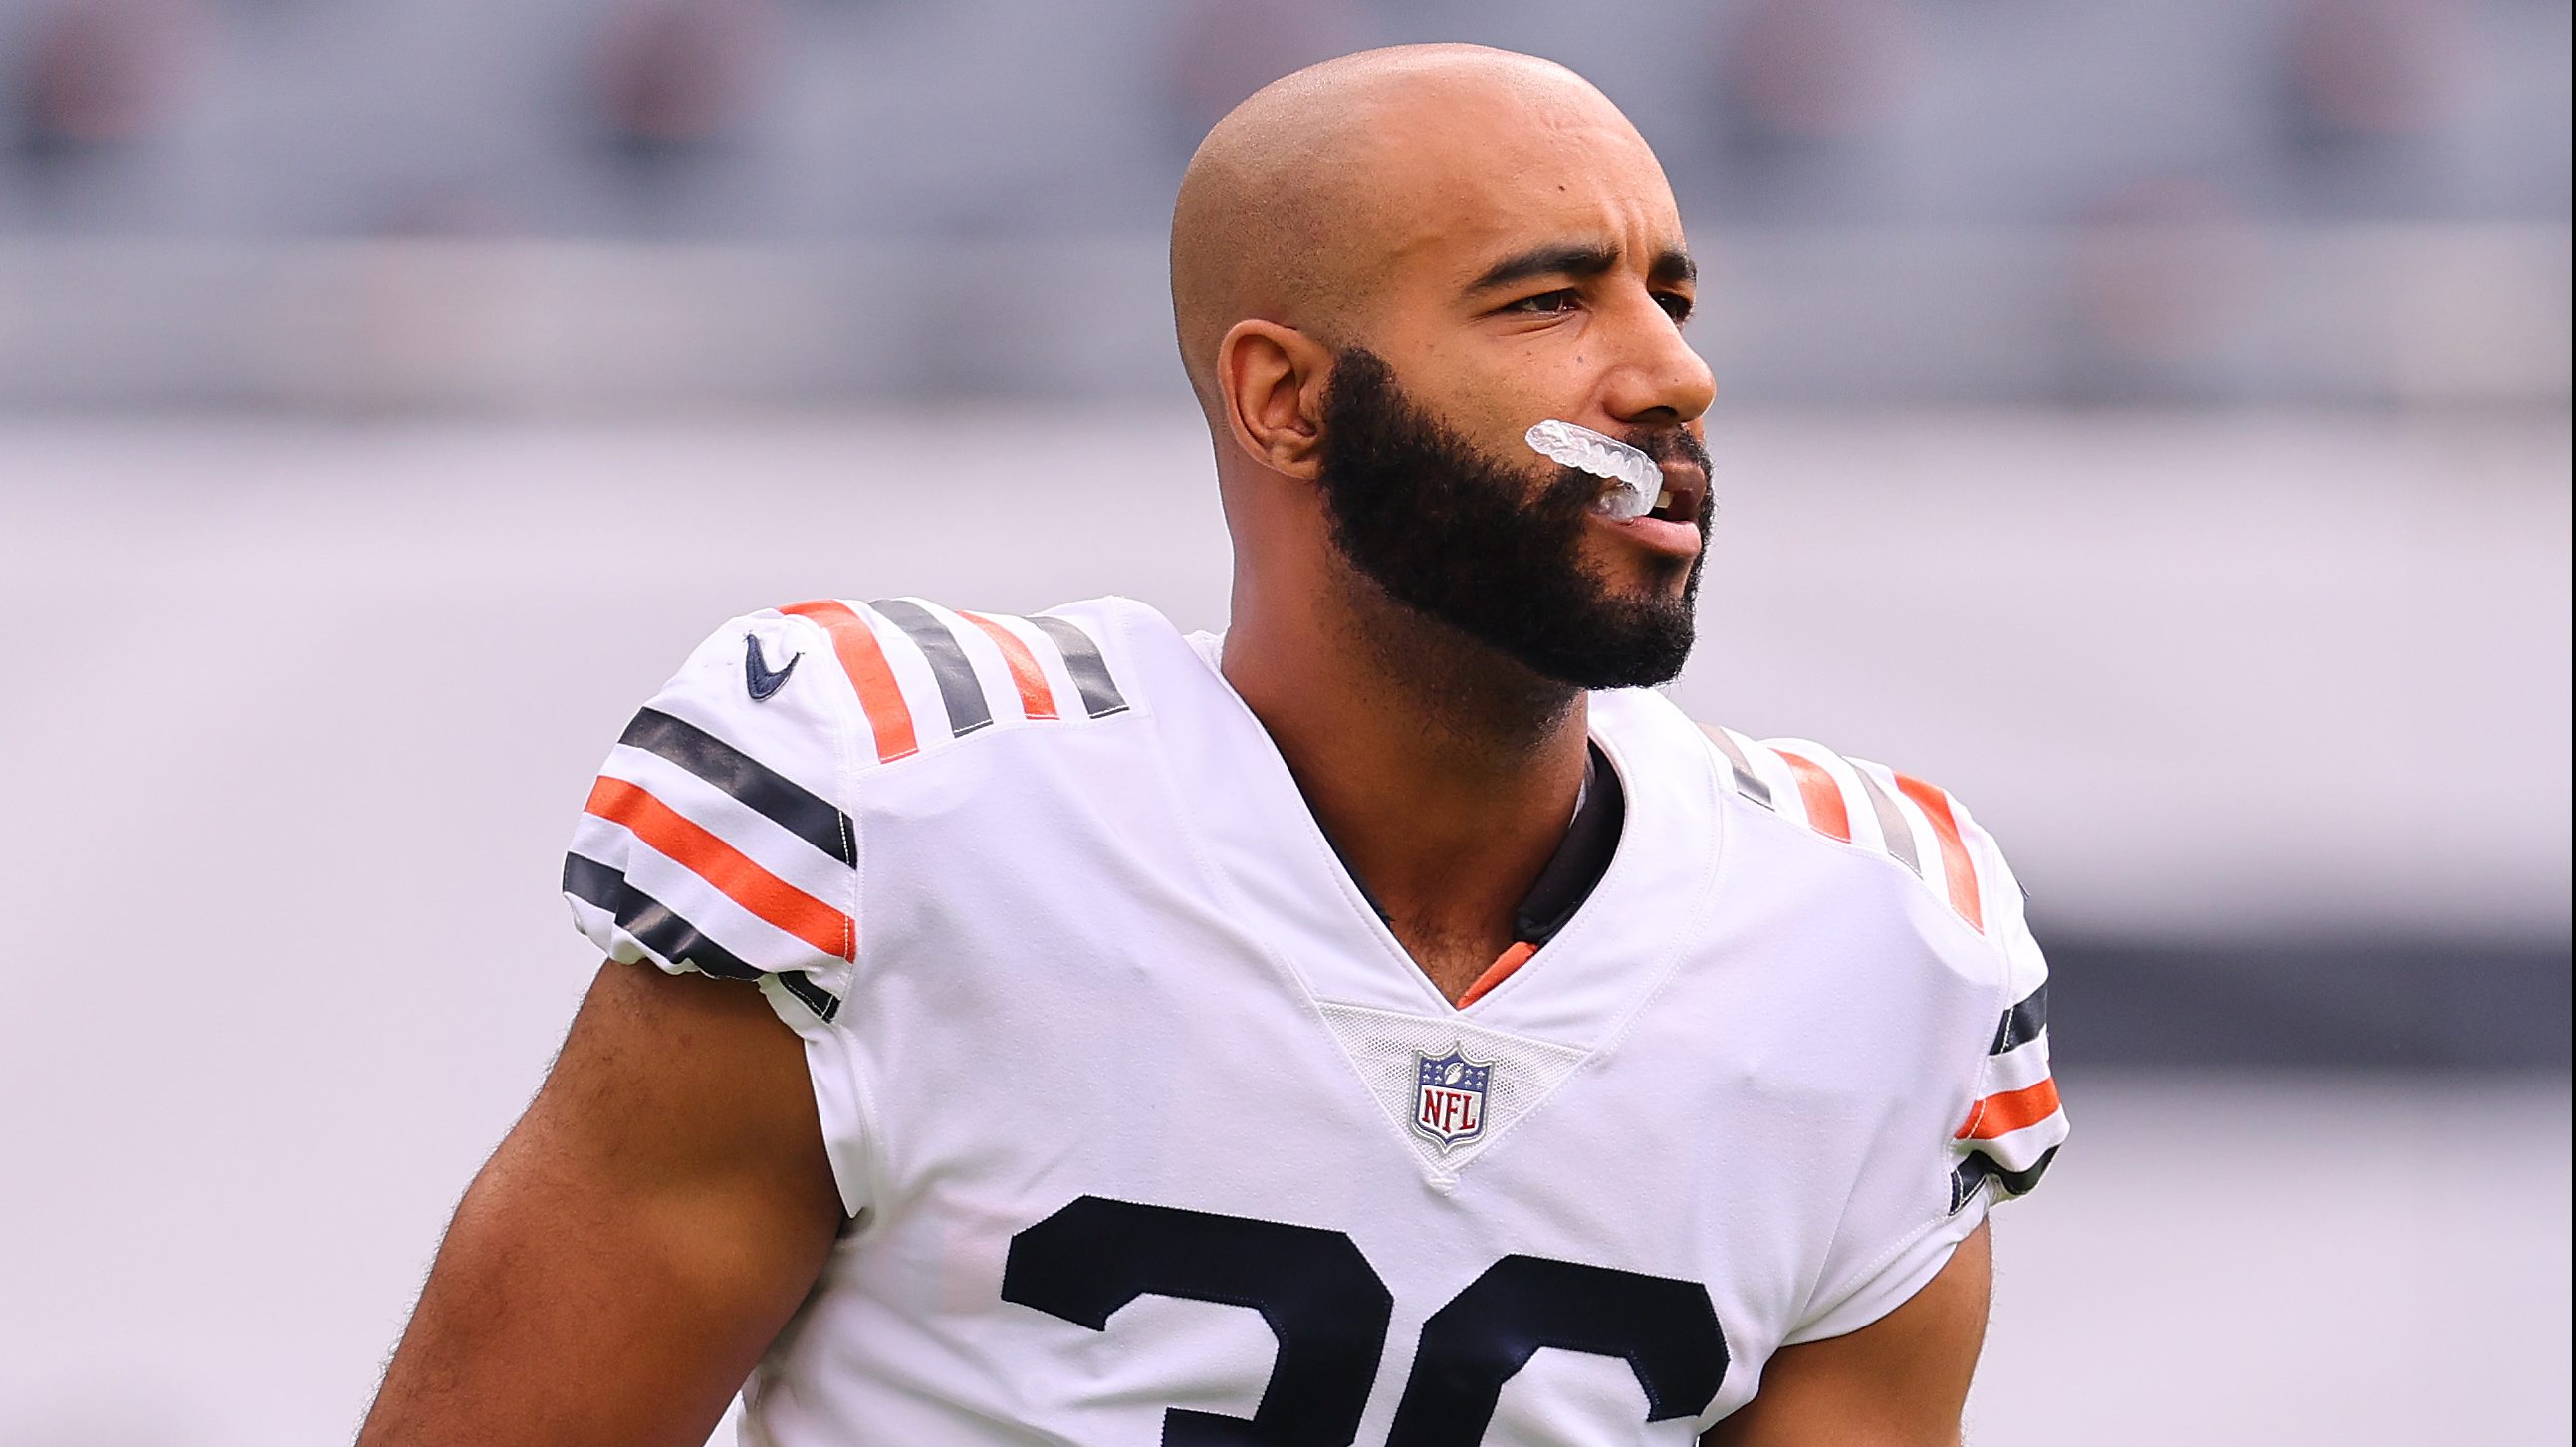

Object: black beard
[1311,347,1711,692]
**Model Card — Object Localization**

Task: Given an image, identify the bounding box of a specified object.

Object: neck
[1224,558,1592,997]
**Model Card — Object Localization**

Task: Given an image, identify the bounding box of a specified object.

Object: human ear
[1216,320,1333,480]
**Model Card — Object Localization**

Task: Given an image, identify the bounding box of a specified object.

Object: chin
[1583,544,1698,600]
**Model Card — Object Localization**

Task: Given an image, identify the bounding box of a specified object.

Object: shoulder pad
[777,597,1131,767]
[1698,723,2001,938]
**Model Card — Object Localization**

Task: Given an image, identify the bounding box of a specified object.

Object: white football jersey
[563,595,2066,1446]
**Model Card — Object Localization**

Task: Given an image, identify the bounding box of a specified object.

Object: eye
[1503,289,1582,315]
[1655,291,1695,324]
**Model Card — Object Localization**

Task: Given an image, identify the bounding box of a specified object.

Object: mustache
[1622,425,1710,473]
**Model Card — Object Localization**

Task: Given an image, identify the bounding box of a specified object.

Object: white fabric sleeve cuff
[1782,1195,1990,1345]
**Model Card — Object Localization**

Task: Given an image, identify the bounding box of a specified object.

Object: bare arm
[1706,1221,1992,1447]
[358,963,845,1447]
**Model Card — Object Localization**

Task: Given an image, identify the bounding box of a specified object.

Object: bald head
[1170,45,1666,416]
[1174,47,1716,706]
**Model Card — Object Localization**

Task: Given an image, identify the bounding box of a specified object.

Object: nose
[1599,293,1716,429]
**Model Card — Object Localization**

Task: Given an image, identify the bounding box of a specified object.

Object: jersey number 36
[1005,1195,1731,1445]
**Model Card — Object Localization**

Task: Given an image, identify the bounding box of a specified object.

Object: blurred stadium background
[0,0,2565,1443]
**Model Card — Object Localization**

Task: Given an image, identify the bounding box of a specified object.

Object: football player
[360,44,2063,1446]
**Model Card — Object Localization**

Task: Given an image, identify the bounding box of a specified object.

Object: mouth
[1639,464,1707,525]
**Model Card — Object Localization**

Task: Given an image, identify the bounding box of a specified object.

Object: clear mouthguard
[1525,419,1661,521]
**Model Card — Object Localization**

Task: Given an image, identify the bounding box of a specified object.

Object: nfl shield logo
[1412,1047,1494,1150]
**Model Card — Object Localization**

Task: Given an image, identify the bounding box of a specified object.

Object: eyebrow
[1467,241,1699,295]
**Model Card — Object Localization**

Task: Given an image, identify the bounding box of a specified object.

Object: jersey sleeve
[1782,788,2067,1344]
[561,608,878,1213]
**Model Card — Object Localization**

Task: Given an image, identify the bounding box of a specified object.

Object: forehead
[1359,90,1685,293]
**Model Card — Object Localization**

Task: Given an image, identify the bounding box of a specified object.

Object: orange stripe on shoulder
[959,610,1061,721]
[1957,1077,2060,1140]
[1772,748,1852,843]
[1895,773,1983,931]
[584,776,853,961]
[783,600,919,763]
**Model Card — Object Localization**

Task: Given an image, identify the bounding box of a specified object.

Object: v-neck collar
[1137,615,1726,1048]
[1310,740,1623,956]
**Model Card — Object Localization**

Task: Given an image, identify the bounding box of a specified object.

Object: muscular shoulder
[725,595,1141,774]
[1695,721,2066,1328]
[581,593,1145,834]
[1694,721,2021,954]
[562,595,1149,1021]
[1688,719,2050,1118]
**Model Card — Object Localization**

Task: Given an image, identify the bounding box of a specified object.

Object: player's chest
[837,903,1897,1422]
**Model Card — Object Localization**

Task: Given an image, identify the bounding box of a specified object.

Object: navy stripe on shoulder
[617,708,854,867]
[1700,726,1775,810]
[1949,1144,2059,1214]
[563,853,842,1022]
[1850,767,1924,878]
[872,599,996,738]
[1990,983,2047,1055]
[1029,614,1129,719]
[775,970,842,1022]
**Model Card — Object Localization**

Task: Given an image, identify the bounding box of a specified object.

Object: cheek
[1455,375,1577,455]
[1419,380,1540,462]
[1378,335,1590,465]
[1490,353,1613,430]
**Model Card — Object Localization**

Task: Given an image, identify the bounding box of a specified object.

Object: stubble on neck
[1321,550,1586,776]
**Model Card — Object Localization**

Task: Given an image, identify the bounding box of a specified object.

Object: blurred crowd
[0,0,2566,406]
[7,0,2564,233]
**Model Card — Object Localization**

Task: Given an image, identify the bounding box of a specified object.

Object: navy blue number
[1001,1195,1394,1446]
[1383,1254,1728,1445]
[1008,1199,1730,1443]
